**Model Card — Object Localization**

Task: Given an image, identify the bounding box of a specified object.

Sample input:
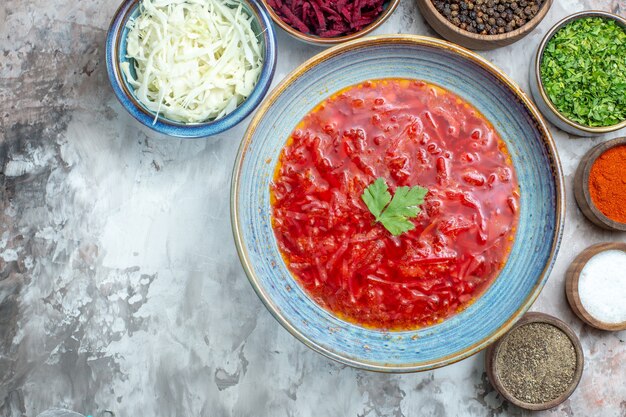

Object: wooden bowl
[574,137,626,231]
[260,0,401,46]
[529,11,626,136]
[566,243,626,331]
[416,0,552,50]
[485,312,584,411]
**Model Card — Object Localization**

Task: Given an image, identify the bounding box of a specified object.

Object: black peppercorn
[431,0,544,36]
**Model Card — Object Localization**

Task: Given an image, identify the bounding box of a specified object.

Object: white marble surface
[1,0,625,416]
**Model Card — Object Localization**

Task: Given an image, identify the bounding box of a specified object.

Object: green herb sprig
[540,17,626,127]
[361,178,428,236]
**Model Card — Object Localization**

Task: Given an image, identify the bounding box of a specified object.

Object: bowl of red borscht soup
[232,35,564,372]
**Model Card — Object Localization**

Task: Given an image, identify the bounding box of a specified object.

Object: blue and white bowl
[105,0,277,138]
[232,35,565,372]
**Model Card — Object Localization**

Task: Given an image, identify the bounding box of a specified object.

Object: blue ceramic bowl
[232,35,565,372]
[105,0,277,138]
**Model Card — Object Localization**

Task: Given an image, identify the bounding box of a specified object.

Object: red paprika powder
[589,145,626,223]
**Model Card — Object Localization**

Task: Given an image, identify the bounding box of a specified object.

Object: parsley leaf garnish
[361,178,428,236]
[361,178,391,218]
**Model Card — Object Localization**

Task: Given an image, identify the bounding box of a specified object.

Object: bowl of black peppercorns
[417,0,553,50]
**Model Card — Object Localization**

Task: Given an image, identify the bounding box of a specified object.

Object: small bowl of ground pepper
[262,0,400,46]
[485,312,584,411]
[531,11,626,136]
[574,137,626,231]
[417,0,552,50]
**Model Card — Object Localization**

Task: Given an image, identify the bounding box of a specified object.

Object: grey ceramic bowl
[529,10,626,137]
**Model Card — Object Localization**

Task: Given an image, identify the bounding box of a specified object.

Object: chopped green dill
[540,17,626,127]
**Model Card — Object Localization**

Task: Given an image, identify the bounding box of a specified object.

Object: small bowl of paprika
[574,137,626,231]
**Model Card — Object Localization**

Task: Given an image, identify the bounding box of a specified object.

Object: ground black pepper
[494,323,577,404]
[431,0,544,35]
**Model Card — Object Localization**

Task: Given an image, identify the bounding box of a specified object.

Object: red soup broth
[270,79,519,330]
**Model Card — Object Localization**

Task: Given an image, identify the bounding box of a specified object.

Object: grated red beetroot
[267,0,387,38]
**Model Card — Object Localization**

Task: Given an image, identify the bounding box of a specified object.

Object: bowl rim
[574,136,626,231]
[105,0,277,138]
[565,242,626,331]
[485,312,584,410]
[231,34,565,372]
[259,0,401,46]
[533,10,626,134]
[418,0,553,43]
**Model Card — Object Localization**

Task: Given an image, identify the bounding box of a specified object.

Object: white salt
[578,250,626,324]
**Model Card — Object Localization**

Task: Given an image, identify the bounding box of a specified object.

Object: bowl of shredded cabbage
[106,0,276,137]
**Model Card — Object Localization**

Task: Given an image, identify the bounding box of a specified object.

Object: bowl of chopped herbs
[530,11,626,136]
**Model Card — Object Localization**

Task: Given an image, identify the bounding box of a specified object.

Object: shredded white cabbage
[121,0,264,124]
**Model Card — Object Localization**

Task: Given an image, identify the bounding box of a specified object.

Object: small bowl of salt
[566,242,626,331]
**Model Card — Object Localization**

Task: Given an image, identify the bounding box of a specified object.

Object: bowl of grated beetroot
[261,0,401,46]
